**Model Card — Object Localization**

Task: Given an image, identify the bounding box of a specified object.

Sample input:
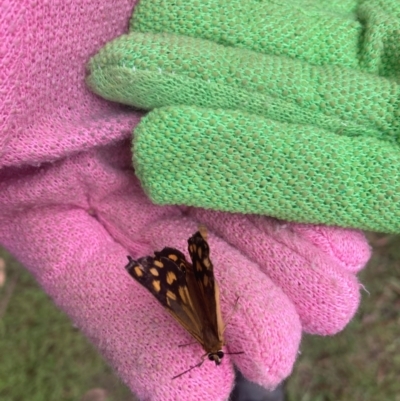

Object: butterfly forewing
[187,228,225,354]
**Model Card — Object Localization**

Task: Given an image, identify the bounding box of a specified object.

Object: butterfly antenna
[224,351,245,356]
[172,359,205,380]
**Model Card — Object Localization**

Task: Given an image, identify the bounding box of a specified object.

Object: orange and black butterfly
[125,226,226,378]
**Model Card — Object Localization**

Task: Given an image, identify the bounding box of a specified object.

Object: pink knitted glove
[0,1,371,400]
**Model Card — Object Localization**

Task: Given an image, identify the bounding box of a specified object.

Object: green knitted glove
[86,0,400,233]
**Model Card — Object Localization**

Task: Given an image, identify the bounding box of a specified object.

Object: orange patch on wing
[152,280,161,292]
[196,261,202,272]
[168,253,179,262]
[167,271,177,285]
[179,286,188,304]
[134,266,143,277]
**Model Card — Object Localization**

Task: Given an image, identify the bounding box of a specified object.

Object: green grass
[1,234,399,401]
[0,249,135,401]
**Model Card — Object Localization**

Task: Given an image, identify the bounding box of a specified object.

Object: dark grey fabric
[230,370,285,401]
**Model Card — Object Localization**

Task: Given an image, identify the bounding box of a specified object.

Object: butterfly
[125,225,228,379]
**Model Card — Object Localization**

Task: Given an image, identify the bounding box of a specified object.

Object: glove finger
[286,222,371,273]
[87,31,399,140]
[0,207,235,401]
[127,0,347,68]
[133,106,400,234]
[189,208,362,335]
[131,0,400,78]
[143,216,302,389]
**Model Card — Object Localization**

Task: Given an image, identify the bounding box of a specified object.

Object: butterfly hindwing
[125,247,205,344]
[125,253,180,306]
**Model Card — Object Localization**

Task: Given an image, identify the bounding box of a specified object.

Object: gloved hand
[0,144,370,400]
[0,1,371,400]
[87,0,400,234]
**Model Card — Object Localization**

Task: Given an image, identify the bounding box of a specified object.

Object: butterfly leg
[171,354,208,380]
[221,297,245,357]
[224,350,245,356]
[222,296,240,334]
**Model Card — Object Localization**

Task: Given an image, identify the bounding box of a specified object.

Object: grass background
[0,233,399,401]
[286,233,400,401]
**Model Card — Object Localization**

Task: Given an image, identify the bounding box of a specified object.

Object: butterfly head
[208,350,224,365]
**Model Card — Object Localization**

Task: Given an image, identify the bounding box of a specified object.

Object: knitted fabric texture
[86,0,400,233]
[0,143,371,400]
[129,0,400,79]
[0,1,141,169]
[0,1,373,399]
[133,105,399,232]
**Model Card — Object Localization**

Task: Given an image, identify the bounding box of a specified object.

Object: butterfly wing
[125,248,205,345]
[187,227,225,351]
